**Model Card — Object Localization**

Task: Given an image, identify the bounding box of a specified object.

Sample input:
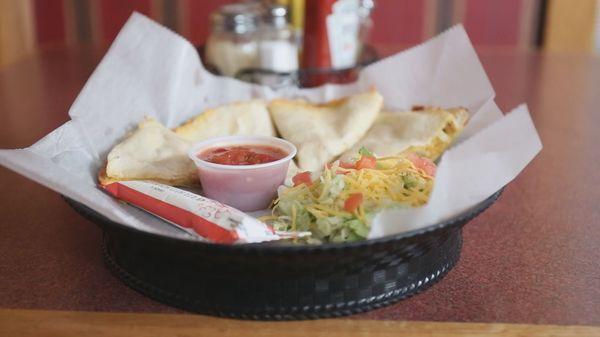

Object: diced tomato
[292,171,313,187]
[200,145,287,165]
[406,153,437,177]
[344,193,363,212]
[339,161,355,169]
[355,156,376,170]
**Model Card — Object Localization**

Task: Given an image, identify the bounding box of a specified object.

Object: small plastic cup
[188,136,297,212]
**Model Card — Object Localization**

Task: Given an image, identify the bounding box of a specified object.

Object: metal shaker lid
[211,3,262,34]
[263,4,289,28]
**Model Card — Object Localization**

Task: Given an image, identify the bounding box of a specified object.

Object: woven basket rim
[63,188,502,252]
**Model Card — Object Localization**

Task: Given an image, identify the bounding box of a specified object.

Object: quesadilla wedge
[100,118,197,186]
[269,89,383,171]
[174,100,276,141]
[340,106,469,162]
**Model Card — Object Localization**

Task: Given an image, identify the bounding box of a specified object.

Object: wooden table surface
[1,46,600,336]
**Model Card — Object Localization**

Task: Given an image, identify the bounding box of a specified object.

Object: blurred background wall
[0,0,598,67]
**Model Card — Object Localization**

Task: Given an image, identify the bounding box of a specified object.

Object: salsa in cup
[188,136,297,211]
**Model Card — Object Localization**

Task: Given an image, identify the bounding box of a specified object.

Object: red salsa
[199,145,288,165]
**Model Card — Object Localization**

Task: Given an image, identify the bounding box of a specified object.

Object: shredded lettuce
[345,219,369,237]
[269,149,435,243]
[315,216,344,237]
[318,175,345,204]
[358,146,374,157]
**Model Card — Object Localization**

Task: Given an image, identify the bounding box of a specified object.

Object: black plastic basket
[64,189,501,320]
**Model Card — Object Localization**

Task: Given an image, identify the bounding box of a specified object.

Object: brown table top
[1,46,599,327]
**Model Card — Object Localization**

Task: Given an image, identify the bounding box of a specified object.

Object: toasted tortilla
[174,100,276,141]
[340,106,469,162]
[102,118,198,186]
[269,90,383,171]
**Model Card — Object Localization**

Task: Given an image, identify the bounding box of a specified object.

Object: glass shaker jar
[258,4,299,73]
[205,3,262,77]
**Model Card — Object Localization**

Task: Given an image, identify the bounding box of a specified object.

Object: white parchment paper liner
[0,13,542,241]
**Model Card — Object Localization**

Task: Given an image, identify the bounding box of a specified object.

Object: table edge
[0,309,599,337]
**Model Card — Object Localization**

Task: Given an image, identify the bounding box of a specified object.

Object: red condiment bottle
[302,0,336,69]
[301,0,337,86]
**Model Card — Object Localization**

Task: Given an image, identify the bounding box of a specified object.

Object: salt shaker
[258,4,299,73]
